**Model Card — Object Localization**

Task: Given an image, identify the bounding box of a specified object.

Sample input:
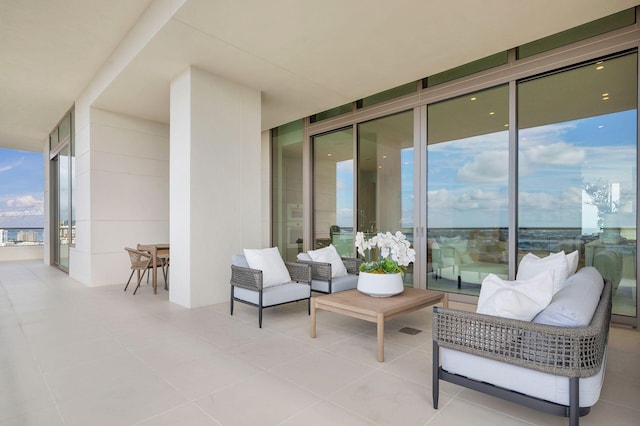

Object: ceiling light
[327,153,332,157]
[504,124,509,127]
[378,166,382,169]
[596,65,604,70]
[489,111,495,115]
[382,155,387,159]
[470,97,477,101]
[602,96,609,101]
[602,93,609,97]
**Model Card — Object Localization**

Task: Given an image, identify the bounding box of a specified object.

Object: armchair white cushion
[243,247,291,287]
[307,244,347,278]
[230,252,311,328]
[297,250,361,294]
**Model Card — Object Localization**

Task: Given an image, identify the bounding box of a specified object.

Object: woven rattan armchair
[123,247,153,295]
[296,255,362,294]
[432,280,612,426]
[230,254,312,328]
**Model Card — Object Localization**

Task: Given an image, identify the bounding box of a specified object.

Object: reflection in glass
[272,121,303,261]
[427,85,509,296]
[58,145,69,269]
[358,111,414,285]
[313,128,354,256]
[518,53,637,318]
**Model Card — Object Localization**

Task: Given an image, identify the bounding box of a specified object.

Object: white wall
[72,107,169,286]
[170,67,262,308]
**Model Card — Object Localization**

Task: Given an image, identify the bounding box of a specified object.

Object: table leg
[152,247,158,294]
[310,299,317,338]
[377,313,384,362]
[442,292,449,308]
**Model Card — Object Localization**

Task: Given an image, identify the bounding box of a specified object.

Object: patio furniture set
[229,245,610,425]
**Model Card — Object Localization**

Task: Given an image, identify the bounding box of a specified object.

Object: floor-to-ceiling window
[272,120,304,262]
[273,8,640,325]
[426,85,510,296]
[313,128,355,256]
[49,109,74,271]
[517,52,638,318]
[357,111,415,284]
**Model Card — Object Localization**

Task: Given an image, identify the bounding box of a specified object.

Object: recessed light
[489,111,495,115]
[382,155,387,159]
[602,96,609,101]
[470,97,477,101]
[327,153,332,157]
[602,93,609,97]
[504,124,509,127]
[596,65,604,70]
[378,166,382,169]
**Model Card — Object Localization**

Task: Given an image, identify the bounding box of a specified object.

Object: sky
[0,148,44,228]
[333,109,636,234]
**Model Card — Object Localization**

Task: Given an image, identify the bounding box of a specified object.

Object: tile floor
[1,260,639,425]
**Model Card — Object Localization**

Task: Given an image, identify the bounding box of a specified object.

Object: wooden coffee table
[311,288,448,362]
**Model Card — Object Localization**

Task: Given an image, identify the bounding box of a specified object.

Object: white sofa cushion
[517,251,569,294]
[234,282,310,306]
[307,244,348,278]
[533,266,604,327]
[311,274,359,293]
[477,271,554,321]
[243,247,291,288]
[297,252,312,261]
[441,348,606,407]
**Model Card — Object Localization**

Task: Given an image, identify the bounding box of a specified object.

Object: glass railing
[0,227,44,246]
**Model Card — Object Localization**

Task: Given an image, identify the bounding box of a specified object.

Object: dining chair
[124,247,153,294]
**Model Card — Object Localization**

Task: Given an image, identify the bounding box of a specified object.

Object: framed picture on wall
[287,203,303,221]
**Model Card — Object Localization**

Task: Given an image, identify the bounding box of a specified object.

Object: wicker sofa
[432,267,611,426]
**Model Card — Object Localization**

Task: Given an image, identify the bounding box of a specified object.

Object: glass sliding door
[427,85,510,295]
[357,111,414,284]
[313,128,355,256]
[518,53,637,319]
[49,109,74,272]
[57,145,70,269]
[272,121,303,261]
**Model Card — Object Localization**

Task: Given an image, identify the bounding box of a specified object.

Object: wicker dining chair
[124,247,153,295]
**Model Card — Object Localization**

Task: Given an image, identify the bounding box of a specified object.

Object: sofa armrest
[341,257,362,275]
[296,259,331,281]
[286,261,312,284]
[230,264,262,291]
[433,280,611,378]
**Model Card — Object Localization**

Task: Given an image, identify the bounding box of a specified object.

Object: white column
[170,67,262,308]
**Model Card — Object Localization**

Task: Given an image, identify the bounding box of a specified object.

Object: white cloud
[6,195,43,208]
[523,142,585,166]
[458,150,508,183]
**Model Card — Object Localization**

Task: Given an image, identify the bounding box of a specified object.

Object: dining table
[137,243,170,294]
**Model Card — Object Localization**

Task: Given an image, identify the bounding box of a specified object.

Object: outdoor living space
[2,260,639,426]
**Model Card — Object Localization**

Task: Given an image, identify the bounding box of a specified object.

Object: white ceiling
[1,0,638,152]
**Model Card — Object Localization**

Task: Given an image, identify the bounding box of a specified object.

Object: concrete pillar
[170,67,262,308]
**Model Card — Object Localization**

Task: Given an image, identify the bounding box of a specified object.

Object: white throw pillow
[307,244,348,278]
[517,251,569,294]
[477,271,554,321]
[243,247,291,288]
[565,250,579,276]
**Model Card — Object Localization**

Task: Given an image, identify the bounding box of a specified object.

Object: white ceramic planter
[357,272,404,297]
